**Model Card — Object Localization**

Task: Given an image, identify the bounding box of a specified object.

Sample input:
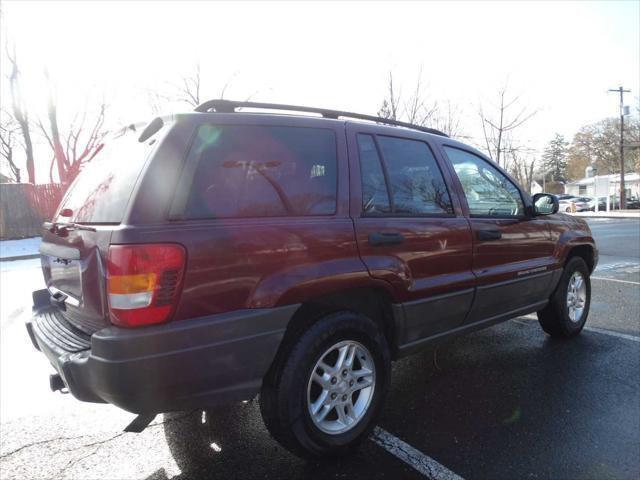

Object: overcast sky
[1,0,639,182]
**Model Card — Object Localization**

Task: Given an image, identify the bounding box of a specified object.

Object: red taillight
[107,244,186,327]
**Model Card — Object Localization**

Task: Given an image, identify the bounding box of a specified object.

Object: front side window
[444,146,524,217]
[377,136,453,215]
[183,125,337,218]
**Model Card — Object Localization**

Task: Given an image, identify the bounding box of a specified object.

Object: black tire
[537,256,591,338]
[260,311,390,459]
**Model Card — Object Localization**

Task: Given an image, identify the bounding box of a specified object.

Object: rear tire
[260,311,390,459]
[537,256,591,338]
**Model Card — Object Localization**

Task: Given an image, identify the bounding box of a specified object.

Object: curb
[574,215,640,220]
[572,212,640,219]
[0,254,41,262]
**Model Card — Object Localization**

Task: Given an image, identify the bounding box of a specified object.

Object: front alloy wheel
[566,271,587,323]
[537,256,591,338]
[307,340,376,435]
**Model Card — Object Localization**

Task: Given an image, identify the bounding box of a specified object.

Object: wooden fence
[0,183,66,239]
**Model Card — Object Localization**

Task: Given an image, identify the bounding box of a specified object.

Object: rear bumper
[26,289,298,413]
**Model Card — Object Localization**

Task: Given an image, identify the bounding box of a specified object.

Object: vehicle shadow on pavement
[380,320,640,479]
[144,403,419,480]
[141,320,639,480]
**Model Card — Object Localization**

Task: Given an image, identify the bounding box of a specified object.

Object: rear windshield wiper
[43,221,97,236]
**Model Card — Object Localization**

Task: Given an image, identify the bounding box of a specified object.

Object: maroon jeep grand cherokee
[26,100,597,459]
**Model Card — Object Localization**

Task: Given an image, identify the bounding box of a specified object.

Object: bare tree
[505,146,537,193]
[433,101,463,138]
[37,75,107,185]
[175,62,202,107]
[147,63,240,115]
[566,116,640,180]
[377,70,464,139]
[6,46,35,183]
[377,72,400,120]
[0,108,21,182]
[378,70,438,127]
[147,88,166,116]
[479,84,536,167]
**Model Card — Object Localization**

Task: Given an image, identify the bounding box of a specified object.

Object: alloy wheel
[566,271,587,323]
[306,340,376,435]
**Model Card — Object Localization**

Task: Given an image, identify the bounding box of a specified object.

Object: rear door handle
[368,232,405,246]
[477,229,502,241]
[49,291,68,311]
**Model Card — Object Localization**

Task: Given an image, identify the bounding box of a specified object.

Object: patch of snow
[0,237,41,260]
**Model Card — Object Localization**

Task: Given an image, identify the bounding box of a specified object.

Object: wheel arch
[263,286,399,387]
[565,244,597,273]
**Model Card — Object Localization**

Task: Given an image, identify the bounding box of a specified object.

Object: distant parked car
[594,197,607,211]
[557,196,589,213]
[574,197,596,212]
[625,197,640,209]
[605,196,640,210]
[575,197,594,211]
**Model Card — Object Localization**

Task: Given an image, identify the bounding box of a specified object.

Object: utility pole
[608,86,630,209]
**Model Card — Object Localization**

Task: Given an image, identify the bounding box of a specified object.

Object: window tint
[444,147,524,217]
[357,134,391,214]
[183,125,337,218]
[377,136,453,215]
[57,127,160,223]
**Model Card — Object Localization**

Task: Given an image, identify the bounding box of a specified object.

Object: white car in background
[557,195,590,213]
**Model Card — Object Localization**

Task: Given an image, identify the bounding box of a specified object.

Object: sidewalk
[0,237,41,261]
[572,210,640,219]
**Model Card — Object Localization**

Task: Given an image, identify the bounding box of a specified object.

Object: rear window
[182,125,337,218]
[56,127,159,223]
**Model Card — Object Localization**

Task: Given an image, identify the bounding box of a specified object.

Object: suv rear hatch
[39,124,161,335]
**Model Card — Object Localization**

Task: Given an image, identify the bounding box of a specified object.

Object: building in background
[531,180,543,195]
[565,172,640,199]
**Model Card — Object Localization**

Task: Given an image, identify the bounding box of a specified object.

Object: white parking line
[370,427,464,480]
[514,317,640,343]
[583,326,640,343]
[591,276,640,286]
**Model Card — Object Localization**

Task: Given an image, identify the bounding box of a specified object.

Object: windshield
[55,127,160,223]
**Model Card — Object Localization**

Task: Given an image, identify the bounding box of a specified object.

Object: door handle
[49,291,68,311]
[477,229,502,241]
[368,232,405,246]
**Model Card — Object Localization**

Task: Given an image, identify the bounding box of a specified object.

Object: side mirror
[532,193,558,216]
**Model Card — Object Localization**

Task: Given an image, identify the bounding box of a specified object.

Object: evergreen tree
[542,133,569,181]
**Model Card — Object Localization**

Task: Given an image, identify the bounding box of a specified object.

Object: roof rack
[193,99,448,137]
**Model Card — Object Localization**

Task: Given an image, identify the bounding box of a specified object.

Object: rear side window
[57,127,159,223]
[182,125,337,218]
[376,136,453,215]
[357,134,391,214]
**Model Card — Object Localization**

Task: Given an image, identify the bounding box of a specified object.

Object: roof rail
[193,99,448,137]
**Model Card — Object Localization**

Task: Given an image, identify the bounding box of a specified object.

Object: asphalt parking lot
[1,217,638,480]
